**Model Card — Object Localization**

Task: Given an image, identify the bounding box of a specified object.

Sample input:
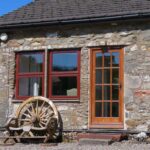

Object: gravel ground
[0,141,150,150]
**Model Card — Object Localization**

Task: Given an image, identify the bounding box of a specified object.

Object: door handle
[119,84,122,90]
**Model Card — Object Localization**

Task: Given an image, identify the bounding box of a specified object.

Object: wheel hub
[31,115,40,124]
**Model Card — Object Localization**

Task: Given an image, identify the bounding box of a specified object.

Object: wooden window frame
[15,51,45,100]
[48,50,80,100]
[15,50,80,101]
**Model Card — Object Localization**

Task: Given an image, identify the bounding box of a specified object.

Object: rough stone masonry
[0,20,150,132]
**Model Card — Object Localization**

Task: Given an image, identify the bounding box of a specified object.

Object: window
[16,52,44,99]
[15,50,80,100]
[49,51,80,99]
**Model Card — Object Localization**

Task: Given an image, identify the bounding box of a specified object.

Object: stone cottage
[0,0,150,134]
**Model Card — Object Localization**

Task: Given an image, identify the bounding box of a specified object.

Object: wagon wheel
[16,96,59,136]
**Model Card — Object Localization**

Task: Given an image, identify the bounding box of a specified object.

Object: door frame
[89,47,124,129]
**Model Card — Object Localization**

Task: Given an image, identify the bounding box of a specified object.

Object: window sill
[51,99,80,103]
[11,99,24,103]
[11,99,80,103]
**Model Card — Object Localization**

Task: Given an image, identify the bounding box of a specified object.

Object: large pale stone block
[130,44,138,51]
[119,31,133,37]
[136,124,148,132]
[125,74,142,89]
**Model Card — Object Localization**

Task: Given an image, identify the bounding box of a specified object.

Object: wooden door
[90,48,124,128]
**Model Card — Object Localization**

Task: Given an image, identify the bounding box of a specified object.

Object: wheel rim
[16,96,59,128]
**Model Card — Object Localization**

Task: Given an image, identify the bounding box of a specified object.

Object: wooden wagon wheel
[15,96,59,136]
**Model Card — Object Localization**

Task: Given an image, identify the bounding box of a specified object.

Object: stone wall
[0,20,150,131]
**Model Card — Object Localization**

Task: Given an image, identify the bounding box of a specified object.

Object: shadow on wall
[57,112,63,142]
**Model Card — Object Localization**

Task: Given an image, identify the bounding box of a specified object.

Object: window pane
[19,77,42,96]
[112,52,119,67]
[104,86,110,100]
[112,102,119,117]
[95,102,102,117]
[19,53,43,73]
[104,69,110,84]
[104,53,111,67]
[96,53,102,67]
[95,86,102,100]
[52,76,77,96]
[96,69,102,84]
[112,85,119,100]
[112,69,119,84]
[103,102,110,117]
[52,52,78,71]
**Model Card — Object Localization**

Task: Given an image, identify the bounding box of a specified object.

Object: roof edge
[0,11,150,29]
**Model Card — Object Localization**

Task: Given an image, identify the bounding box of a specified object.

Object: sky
[0,0,32,16]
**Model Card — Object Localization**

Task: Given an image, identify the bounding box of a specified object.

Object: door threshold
[89,123,124,129]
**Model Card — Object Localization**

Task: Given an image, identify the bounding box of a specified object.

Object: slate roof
[0,0,150,28]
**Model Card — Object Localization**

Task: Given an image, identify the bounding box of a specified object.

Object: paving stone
[79,138,112,145]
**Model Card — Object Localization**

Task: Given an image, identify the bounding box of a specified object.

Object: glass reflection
[95,102,102,117]
[95,86,102,100]
[96,53,102,67]
[104,86,110,100]
[104,69,110,83]
[19,53,43,73]
[96,69,102,84]
[52,76,77,96]
[112,102,119,117]
[104,102,110,117]
[52,53,78,71]
[19,77,42,96]
[112,52,119,67]
[112,85,119,100]
[104,53,110,67]
[112,69,119,83]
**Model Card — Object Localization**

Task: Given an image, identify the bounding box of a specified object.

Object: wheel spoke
[30,102,36,115]
[22,113,31,118]
[19,119,31,122]
[39,123,44,127]
[36,99,39,115]
[26,107,33,116]
[40,112,50,119]
[41,121,47,126]
[39,105,51,117]
[40,118,48,122]
[41,111,54,119]
[39,101,46,115]
[29,131,34,137]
